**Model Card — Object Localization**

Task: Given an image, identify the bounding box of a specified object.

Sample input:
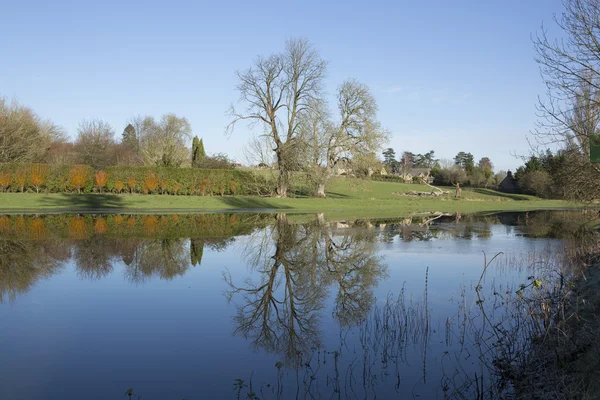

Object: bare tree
[302,80,389,197]
[138,114,192,167]
[0,97,62,163]
[243,133,276,167]
[228,38,327,197]
[75,119,116,169]
[533,0,600,199]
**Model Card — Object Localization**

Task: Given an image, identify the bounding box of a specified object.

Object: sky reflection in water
[0,211,595,399]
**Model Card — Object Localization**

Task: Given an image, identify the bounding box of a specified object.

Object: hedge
[0,163,273,196]
[0,163,94,193]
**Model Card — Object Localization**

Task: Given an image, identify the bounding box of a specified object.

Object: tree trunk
[316,183,326,198]
[275,151,288,197]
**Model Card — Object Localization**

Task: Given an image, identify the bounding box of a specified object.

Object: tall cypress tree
[198,138,206,161]
[192,136,200,167]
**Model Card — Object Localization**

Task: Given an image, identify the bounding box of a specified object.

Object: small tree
[172,183,180,195]
[0,171,10,192]
[229,180,238,195]
[94,170,109,193]
[144,172,159,194]
[15,168,28,193]
[30,164,49,193]
[127,176,137,194]
[69,166,90,193]
[114,180,124,194]
[159,179,169,195]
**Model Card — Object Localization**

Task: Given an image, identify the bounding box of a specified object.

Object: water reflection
[0,210,599,399]
[0,210,597,305]
[227,214,389,365]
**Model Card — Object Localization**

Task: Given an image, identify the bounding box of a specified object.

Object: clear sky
[1,0,565,172]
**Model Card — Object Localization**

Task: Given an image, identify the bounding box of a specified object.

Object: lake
[0,210,596,399]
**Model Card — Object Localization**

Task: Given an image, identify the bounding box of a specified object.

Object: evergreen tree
[190,238,205,266]
[198,138,206,161]
[192,136,200,167]
[122,124,138,153]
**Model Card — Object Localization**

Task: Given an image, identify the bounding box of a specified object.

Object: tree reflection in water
[224,213,388,366]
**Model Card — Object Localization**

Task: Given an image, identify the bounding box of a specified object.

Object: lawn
[0,178,581,219]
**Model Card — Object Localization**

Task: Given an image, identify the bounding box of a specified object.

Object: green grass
[0,178,581,219]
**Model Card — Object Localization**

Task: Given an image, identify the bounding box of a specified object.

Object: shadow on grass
[218,196,292,210]
[38,194,126,209]
[473,188,531,201]
[324,191,351,199]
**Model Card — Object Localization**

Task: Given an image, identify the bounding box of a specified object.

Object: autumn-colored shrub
[127,176,137,194]
[15,168,27,193]
[94,170,109,193]
[127,216,137,228]
[28,218,47,240]
[159,180,169,195]
[144,172,159,194]
[94,218,108,234]
[0,216,11,233]
[69,166,91,193]
[113,215,124,225]
[143,215,159,235]
[114,180,124,194]
[30,164,49,193]
[229,180,238,195]
[68,216,91,240]
[0,171,10,192]
[172,183,180,195]
[200,178,209,196]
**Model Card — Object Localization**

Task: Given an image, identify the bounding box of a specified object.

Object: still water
[0,211,595,399]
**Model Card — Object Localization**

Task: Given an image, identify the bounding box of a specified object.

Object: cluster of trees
[0,98,236,172]
[512,150,570,198]
[381,147,505,188]
[228,38,389,197]
[382,149,438,174]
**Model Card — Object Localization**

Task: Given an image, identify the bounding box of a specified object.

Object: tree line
[381,148,505,188]
[0,98,236,170]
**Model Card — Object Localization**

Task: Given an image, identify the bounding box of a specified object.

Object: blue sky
[1,0,565,171]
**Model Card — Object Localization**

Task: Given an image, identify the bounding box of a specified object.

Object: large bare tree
[136,114,192,167]
[228,38,327,197]
[75,119,116,169]
[0,97,62,163]
[302,80,389,197]
[534,0,600,200]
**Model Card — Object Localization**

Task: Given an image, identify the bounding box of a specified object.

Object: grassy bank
[0,178,581,219]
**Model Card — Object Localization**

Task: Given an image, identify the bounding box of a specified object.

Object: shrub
[144,172,159,194]
[230,180,238,195]
[114,180,124,194]
[127,176,137,194]
[94,170,109,193]
[69,166,91,193]
[15,168,28,192]
[0,171,9,192]
[30,164,49,193]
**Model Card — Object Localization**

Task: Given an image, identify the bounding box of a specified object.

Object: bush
[519,171,554,198]
[94,170,109,193]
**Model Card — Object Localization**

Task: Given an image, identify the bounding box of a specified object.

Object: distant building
[399,168,433,184]
[499,171,519,193]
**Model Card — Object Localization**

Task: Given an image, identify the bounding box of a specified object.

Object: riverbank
[0,179,583,219]
[514,264,600,399]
